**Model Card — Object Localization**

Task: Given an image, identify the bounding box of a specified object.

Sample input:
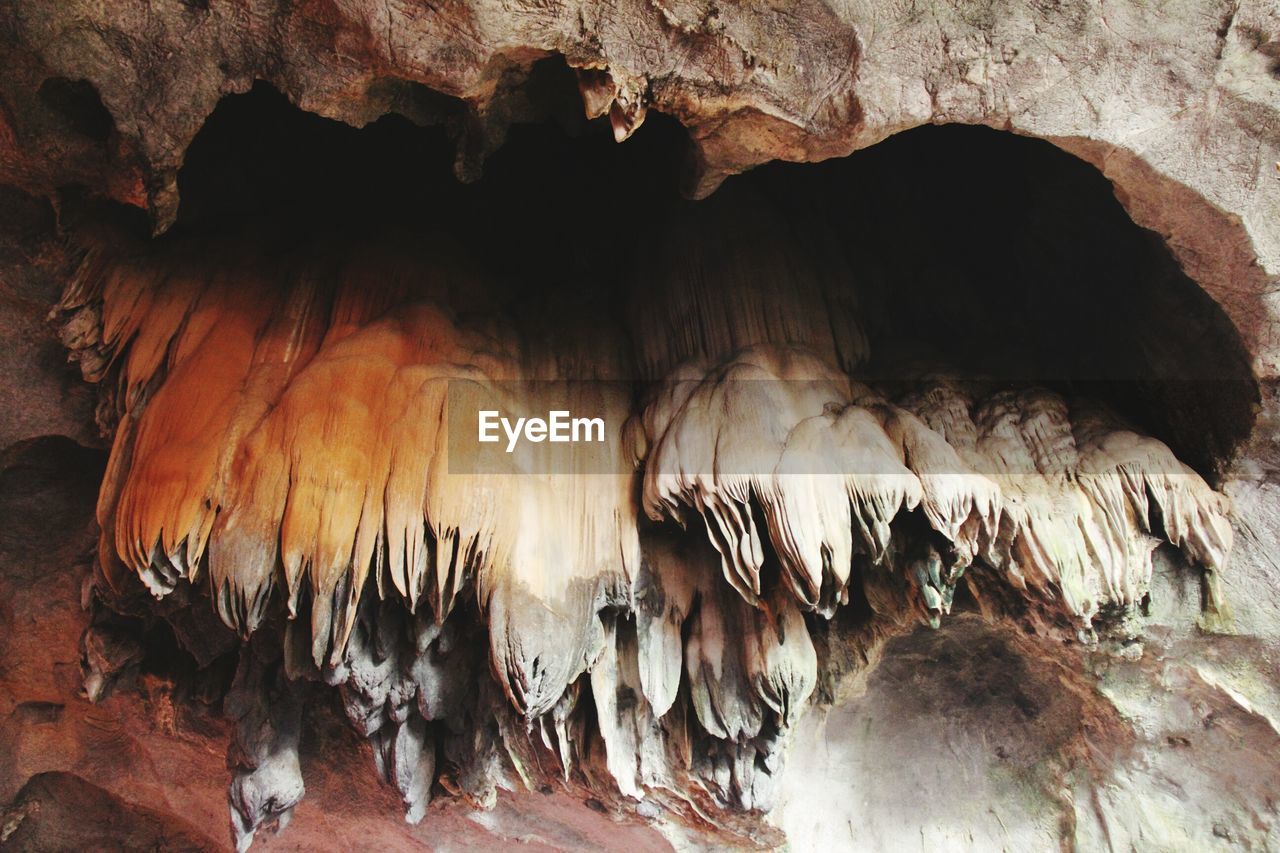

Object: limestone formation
[1,1,1279,851]
[38,186,1235,847]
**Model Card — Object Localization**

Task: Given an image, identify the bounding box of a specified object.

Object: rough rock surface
[0,187,96,449]
[1,1,1279,851]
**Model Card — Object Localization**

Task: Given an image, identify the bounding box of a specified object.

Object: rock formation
[2,1,1279,850]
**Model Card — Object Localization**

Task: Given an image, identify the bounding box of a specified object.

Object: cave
[3,6,1279,852]
[164,79,1257,477]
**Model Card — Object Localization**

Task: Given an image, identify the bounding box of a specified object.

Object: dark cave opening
[150,78,1256,479]
[37,77,117,144]
[759,130,1259,480]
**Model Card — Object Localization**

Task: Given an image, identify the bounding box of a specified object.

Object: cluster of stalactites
[59,240,640,723]
[58,225,1233,847]
[635,346,1233,635]
[899,381,1233,629]
[633,345,997,623]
